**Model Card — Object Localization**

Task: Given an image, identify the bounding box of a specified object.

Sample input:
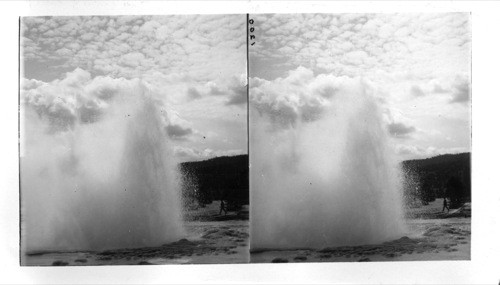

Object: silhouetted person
[219,199,227,215]
[442,197,450,213]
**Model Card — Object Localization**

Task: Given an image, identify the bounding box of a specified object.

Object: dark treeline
[179,154,249,209]
[401,152,471,208]
[178,153,470,210]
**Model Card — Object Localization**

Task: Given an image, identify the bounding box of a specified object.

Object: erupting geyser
[250,77,406,250]
[21,82,184,252]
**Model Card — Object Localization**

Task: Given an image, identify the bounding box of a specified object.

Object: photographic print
[249,13,471,263]
[20,15,248,266]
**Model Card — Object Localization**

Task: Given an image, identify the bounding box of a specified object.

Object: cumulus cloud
[225,77,247,106]
[396,144,421,156]
[251,66,369,128]
[21,15,248,163]
[21,15,246,84]
[251,67,324,128]
[450,81,470,104]
[207,82,225,96]
[21,68,156,133]
[251,13,470,83]
[396,144,469,159]
[173,146,244,162]
[250,13,471,161]
[165,124,193,140]
[433,84,448,93]
[226,86,247,106]
[119,52,146,67]
[410,85,425,97]
[387,122,416,138]
[22,69,91,132]
[187,87,202,100]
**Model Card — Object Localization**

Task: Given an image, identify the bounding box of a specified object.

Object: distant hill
[401,152,471,208]
[179,155,249,207]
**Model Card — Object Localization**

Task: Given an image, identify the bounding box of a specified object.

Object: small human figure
[219,199,227,215]
[442,197,450,213]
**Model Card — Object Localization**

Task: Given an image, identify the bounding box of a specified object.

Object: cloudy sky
[21,15,247,162]
[250,13,471,161]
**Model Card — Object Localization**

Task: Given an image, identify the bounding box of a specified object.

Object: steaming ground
[23,203,249,265]
[250,199,470,263]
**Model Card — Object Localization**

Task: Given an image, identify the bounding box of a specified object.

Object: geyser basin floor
[23,203,249,265]
[250,200,470,263]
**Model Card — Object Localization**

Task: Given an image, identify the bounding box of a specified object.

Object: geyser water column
[21,82,184,252]
[250,76,406,250]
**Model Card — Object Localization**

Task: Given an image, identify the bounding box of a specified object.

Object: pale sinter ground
[23,202,249,266]
[250,198,471,263]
